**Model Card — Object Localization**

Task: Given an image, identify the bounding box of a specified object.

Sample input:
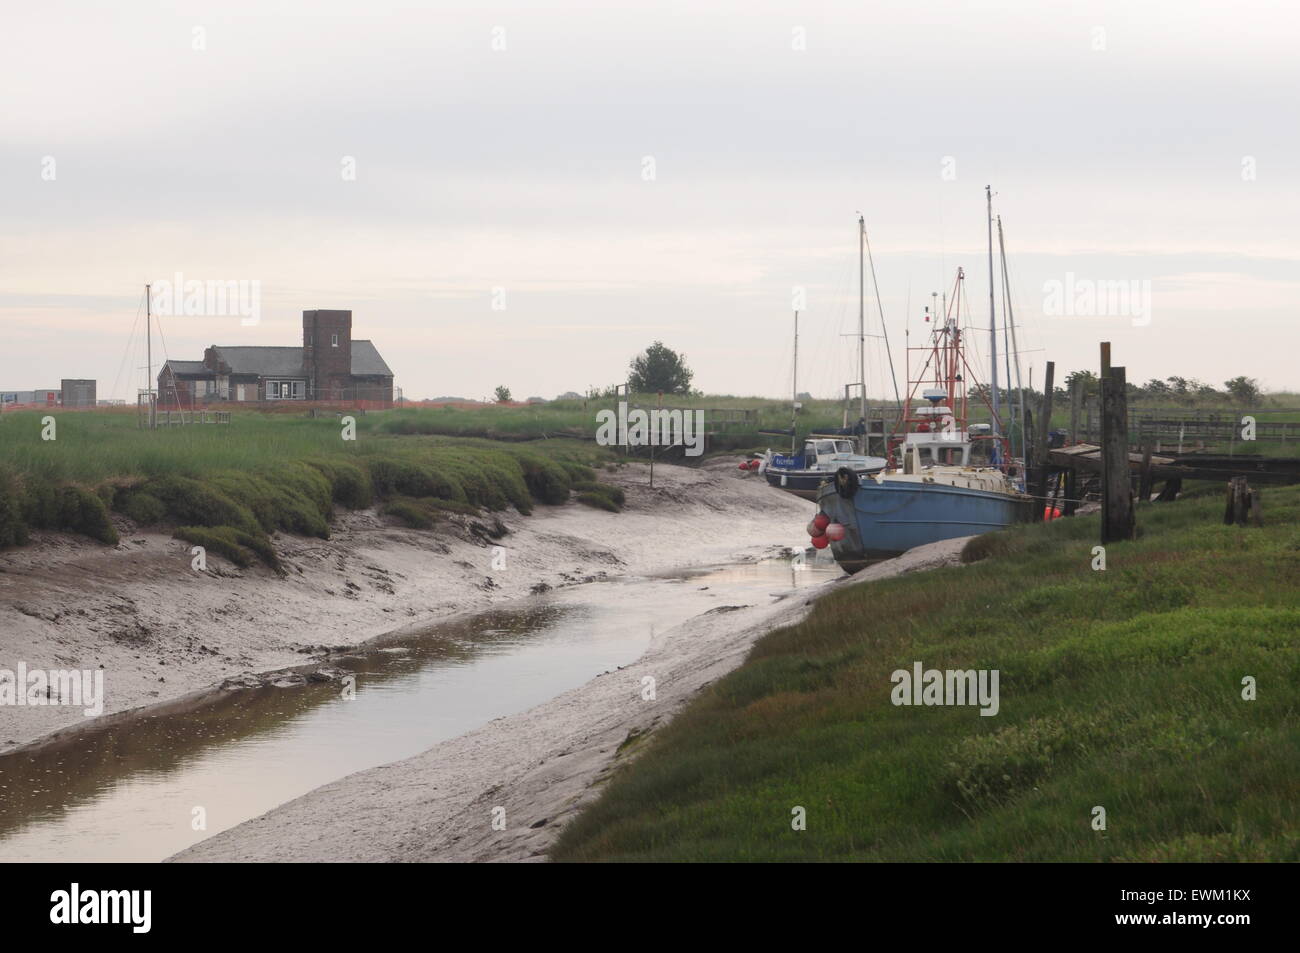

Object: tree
[1063,369,1099,398]
[494,385,512,403]
[1224,376,1261,406]
[627,341,694,395]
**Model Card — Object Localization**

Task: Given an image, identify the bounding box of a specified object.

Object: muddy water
[0,558,837,862]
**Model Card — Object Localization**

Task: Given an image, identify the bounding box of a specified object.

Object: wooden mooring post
[1139,441,1154,502]
[1224,476,1263,527]
[1100,355,1135,543]
[1031,361,1055,520]
[1069,378,1082,446]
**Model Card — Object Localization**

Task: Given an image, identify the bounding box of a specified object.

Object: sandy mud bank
[0,461,804,752]
[171,535,969,863]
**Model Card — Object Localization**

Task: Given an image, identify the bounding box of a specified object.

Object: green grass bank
[552,485,1300,862]
[0,410,622,567]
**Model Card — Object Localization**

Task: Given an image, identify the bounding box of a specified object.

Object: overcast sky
[3,0,1296,401]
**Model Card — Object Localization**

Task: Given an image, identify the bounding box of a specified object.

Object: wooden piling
[1139,442,1153,502]
[1100,364,1135,543]
[1069,378,1081,446]
[1063,467,1079,517]
[1031,362,1055,520]
[1223,476,1263,527]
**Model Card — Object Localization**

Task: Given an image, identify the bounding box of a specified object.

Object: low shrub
[572,480,625,507]
[20,482,118,544]
[382,498,436,529]
[576,491,620,512]
[118,490,168,526]
[174,525,280,570]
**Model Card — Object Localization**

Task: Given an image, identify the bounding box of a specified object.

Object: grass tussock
[174,525,281,571]
[552,485,1300,862]
[0,469,119,546]
[572,480,626,512]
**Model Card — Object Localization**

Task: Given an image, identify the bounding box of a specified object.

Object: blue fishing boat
[818,465,1033,571]
[812,263,1032,572]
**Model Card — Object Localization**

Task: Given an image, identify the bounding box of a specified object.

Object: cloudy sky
[3,0,1296,401]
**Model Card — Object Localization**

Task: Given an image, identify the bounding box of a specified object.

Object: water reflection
[0,560,835,861]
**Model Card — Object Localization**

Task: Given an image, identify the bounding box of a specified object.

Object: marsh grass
[571,480,626,512]
[552,485,1300,862]
[0,410,610,566]
[376,396,858,451]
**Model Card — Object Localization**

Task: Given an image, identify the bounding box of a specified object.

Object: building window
[267,380,304,400]
[331,333,339,348]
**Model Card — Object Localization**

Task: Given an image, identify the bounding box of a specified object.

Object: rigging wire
[110,287,145,403]
[861,220,903,415]
[151,311,193,412]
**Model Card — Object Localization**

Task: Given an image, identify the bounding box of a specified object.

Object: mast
[858,215,866,438]
[791,310,799,454]
[986,186,999,437]
[997,216,1026,461]
[145,282,154,430]
[998,217,1014,450]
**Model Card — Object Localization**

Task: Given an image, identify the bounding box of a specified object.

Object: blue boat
[811,265,1033,572]
[817,468,1032,571]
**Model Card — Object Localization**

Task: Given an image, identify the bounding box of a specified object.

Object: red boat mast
[888,268,1011,469]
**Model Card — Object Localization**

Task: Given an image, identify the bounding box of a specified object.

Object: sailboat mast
[145,282,153,430]
[998,216,1027,460]
[791,310,799,454]
[858,215,866,438]
[986,186,999,432]
[997,215,1015,454]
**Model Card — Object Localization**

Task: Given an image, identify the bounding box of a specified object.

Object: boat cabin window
[834,440,854,453]
[911,443,972,467]
[814,441,838,456]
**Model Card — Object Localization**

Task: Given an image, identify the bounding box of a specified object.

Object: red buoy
[813,512,830,531]
[826,522,846,541]
[811,534,830,549]
[806,520,825,538]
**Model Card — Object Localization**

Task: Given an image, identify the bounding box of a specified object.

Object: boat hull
[817,478,1033,572]
[766,466,882,501]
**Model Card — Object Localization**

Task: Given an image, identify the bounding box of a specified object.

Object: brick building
[60,379,97,408]
[159,309,394,406]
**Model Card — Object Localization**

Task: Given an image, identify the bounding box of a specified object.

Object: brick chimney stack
[303,309,352,400]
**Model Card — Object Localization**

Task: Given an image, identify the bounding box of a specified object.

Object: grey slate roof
[183,342,394,379]
[212,346,306,377]
[350,340,393,376]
